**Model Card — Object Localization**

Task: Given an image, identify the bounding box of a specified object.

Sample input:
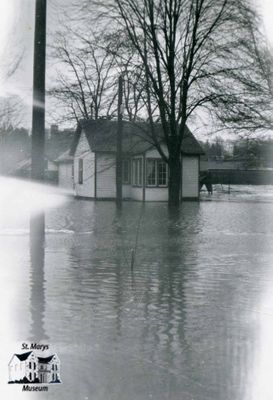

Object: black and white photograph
[1,0,273,399]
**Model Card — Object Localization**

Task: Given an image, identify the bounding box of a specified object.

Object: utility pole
[31,0,47,181]
[116,75,123,207]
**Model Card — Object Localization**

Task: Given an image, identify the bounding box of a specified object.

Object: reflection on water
[43,196,273,400]
[29,213,48,341]
[1,182,273,399]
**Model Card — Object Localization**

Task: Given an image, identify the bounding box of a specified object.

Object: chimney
[50,124,59,136]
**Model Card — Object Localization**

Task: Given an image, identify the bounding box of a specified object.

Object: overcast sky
[0,0,272,128]
[0,0,63,99]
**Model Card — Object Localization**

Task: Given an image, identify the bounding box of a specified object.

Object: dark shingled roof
[46,130,74,161]
[15,351,33,361]
[38,355,54,364]
[70,119,204,156]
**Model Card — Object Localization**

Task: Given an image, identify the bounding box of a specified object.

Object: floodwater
[1,178,273,400]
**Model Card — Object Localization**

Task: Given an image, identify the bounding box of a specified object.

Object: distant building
[50,124,59,137]
[9,128,74,183]
[0,128,31,174]
[55,150,73,190]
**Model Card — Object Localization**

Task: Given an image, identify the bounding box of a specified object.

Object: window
[78,158,83,184]
[29,362,32,369]
[132,158,143,186]
[146,159,156,186]
[33,362,36,369]
[122,159,131,184]
[158,160,168,186]
[29,372,32,381]
[146,159,168,187]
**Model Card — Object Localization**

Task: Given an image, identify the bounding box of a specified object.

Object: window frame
[78,158,83,184]
[157,159,168,187]
[132,158,143,187]
[146,159,157,187]
[145,158,168,188]
[122,159,131,185]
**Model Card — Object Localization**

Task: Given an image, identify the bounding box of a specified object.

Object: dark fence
[209,169,273,185]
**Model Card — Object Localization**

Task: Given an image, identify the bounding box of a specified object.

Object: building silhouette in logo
[8,351,61,384]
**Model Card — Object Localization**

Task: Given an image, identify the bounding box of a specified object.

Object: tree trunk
[116,75,123,207]
[168,153,182,207]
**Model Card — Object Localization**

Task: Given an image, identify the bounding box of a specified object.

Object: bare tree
[105,32,148,121]
[78,0,273,205]
[49,28,119,123]
[0,95,27,175]
[49,18,152,126]
[0,48,24,139]
[0,95,24,137]
[213,24,273,133]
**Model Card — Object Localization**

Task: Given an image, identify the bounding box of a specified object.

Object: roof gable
[12,351,33,362]
[38,355,54,364]
[46,130,74,161]
[38,354,59,364]
[70,119,204,157]
[55,150,73,163]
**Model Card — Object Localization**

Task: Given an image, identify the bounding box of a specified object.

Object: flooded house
[70,119,204,201]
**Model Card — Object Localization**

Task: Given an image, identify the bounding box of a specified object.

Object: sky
[0,1,62,103]
[0,0,272,128]
[259,0,273,40]
[0,0,33,97]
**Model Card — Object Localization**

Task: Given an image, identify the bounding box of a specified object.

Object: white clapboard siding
[75,131,90,156]
[96,154,116,198]
[145,144,168,158]
[182,156,199,198]
[58,163,73,190]
[145,188,168,201]
[131,187,143,201]
[74,133,95,197]
[47,160,58,171]
[122,184,131,199]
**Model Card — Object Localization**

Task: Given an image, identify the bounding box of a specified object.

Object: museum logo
[8,344,61,391]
